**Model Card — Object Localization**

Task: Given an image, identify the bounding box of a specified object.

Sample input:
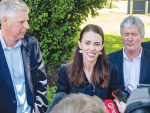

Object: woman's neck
[83,58,96,82]
[83,58,96,73]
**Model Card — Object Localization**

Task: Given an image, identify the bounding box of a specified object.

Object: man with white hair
[108,15,150,112]
[108,15,150,90]
[0,0,48,113]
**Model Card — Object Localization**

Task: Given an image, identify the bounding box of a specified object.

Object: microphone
[45,92,68,113]
[104,99,119,113]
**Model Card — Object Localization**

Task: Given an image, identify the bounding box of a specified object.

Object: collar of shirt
[123,47,142,62]
[0,30,22,50]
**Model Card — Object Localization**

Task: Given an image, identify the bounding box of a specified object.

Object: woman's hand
[116,101,126,113]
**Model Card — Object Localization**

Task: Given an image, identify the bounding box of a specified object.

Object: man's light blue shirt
[0,31,31,113]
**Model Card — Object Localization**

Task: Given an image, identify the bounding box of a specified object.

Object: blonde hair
[50,93,108,113]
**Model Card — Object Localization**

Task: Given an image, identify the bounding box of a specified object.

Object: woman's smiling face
[78,31,104,63]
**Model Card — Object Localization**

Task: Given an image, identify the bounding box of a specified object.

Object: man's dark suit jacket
[0,34,48,113]
[108,48,150,89]
[56,62,119,101]
[141,41,150,50]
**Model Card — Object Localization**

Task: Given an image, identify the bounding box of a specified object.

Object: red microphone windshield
[104,99,119,113]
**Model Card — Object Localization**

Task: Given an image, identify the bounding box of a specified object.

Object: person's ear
[78,40,82,49]
[141,35,144,42]
[102,43,104,48]
[2,16,9,26]
[100,43,104,50]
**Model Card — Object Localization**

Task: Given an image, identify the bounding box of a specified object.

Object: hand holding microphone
[104,99,119,113]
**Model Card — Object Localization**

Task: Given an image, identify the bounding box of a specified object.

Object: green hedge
[23,0,107,73]
[46,86,56,105]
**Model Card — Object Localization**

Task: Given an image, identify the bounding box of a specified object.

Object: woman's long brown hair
[69,24,109,88]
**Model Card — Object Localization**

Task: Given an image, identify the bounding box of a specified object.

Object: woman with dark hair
[56,24,119,100]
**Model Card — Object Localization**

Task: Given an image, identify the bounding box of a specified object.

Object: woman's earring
[99,51,102,55]
[79,49,82,53]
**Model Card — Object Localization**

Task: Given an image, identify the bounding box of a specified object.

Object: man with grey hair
[0,0,48,113]
[108,15,150,89]
[108,15,150,112]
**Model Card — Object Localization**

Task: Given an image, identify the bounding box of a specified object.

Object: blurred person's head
[50,93,108,113]
[69,24,109,88]
[124,88,150,113]
[0,0,29,42]
[120,15,144,54]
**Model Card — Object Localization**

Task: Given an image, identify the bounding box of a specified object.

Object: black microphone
[45,92,68,113]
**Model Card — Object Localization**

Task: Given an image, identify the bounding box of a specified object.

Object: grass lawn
[104,34,150,54]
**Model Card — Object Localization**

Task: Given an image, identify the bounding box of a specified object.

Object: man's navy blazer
[141,41,150,50]
[0,34,48,113]
[108,48,150,88]
[56,62,119,101]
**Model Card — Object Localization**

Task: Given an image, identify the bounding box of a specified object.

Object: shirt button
[13,101,16,104]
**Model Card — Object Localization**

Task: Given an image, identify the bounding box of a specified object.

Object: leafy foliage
[46,86,56,105]
[23,0,106,73]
